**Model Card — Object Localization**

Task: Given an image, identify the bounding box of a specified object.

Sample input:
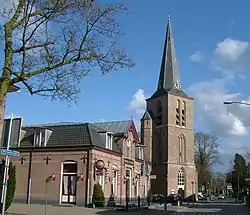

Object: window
[126,140,131,158]
[125,168,132,198]
[178,169,185,186]
[179,136,182,163]
[34,132,41,147]
[178,135,186,163]
[138,147,144,160]
[176,100,180,126]
[182,101,186,127]
[106,133,113,150]
[111,170,118,196]
[99,174,105,190]
[33,129,53,147]
[156,100,162,126]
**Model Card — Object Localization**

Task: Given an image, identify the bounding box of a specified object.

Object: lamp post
[191,181,194,207]
[223,101,250,106]
[163,161,168,211]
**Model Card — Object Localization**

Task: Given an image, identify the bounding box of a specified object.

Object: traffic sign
[245,178,250,182]
[150,175,156,180]
[0,149,20,157]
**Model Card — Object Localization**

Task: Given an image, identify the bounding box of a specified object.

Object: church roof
[141,110,152,120]
[157,16,180,91]
[148,17,191,100]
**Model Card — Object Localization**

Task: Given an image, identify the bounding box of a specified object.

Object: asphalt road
[174,203,249,214]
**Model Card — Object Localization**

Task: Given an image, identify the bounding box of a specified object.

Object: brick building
[140,17,198,198]
[8,120,151,206]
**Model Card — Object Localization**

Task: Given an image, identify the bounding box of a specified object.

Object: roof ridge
[24,122,88,127]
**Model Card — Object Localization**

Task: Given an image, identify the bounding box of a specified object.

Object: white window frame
[126,140,131,158]
[113,170,118,196]
[106,133,113,150]
[99,173,105,190]
[138,147,144,160]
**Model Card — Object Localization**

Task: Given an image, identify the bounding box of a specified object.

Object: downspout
[84,149,90,207]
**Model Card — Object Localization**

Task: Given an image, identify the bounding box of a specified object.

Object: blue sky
[2,0,250,171]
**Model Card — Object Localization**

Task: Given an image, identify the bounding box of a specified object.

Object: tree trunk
[0,94,6,147]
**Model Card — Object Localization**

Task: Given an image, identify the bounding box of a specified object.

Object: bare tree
[195,132,220,188]
[0,0,134,109]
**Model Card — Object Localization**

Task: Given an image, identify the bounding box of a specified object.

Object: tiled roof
[91,120,133,134]
[20,121,133,154]
[19,120,148,161]
[21,123,91,147]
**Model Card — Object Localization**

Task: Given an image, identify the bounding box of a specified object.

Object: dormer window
[138,147,144,160]
[33,128,53,147]
[106,133,113,150]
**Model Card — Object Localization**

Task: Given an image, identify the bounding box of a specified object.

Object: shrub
[92,183,105,207]
[0,160,16,211]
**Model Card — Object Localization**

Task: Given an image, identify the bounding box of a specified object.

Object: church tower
[141,17,197,198]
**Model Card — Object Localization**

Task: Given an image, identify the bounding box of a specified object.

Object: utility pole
[1,113,13,215]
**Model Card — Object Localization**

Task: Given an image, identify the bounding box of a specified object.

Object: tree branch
[13,41,56,53]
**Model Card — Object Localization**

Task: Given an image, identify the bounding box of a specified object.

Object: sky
[1,0,250,172]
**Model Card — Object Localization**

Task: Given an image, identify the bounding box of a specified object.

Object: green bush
[92,183,105,207]
[0,159,16,211]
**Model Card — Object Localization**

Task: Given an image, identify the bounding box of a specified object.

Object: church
[140,17,198,198]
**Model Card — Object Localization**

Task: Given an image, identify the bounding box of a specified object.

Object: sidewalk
[7,203,111,215]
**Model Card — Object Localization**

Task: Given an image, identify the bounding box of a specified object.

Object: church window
[177,169,185,186]
[156,100,162,126]
[182,101,186,127]
[178,135,186,163]
[176,100,180,126]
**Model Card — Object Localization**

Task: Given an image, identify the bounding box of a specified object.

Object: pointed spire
[157,16,181,91]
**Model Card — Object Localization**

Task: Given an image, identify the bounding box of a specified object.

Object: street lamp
[163,161,168,211]
[223,101,250,106]
[191,181,194,207]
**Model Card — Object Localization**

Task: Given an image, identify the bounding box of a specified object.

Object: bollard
[138,195,141,208]
[177,201,180,207]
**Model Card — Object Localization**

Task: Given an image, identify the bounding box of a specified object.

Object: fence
[90,196,148,209]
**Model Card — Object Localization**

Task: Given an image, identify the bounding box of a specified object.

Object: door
[62,174,77,203]
[61,162,77,204]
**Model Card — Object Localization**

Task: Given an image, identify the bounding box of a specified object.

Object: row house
[7,120,151,206]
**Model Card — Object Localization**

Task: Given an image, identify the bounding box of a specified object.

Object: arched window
[177,169,185,186]
[156,100,162,126]
[178,135,186,163]
[182,101,186,127]
[176,100,180,126]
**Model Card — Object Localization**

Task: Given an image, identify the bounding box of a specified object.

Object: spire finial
[168,15,171,23]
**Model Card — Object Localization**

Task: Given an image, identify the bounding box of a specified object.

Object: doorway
[61,161,77,204]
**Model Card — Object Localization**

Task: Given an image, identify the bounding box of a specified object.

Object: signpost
[0,149,20,157]
[0,114,20,215]
[149,175,156,180]
[245,178,250,182]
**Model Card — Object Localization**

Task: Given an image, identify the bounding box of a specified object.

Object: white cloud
[128,89,146,115]
[212,38,250,74]
[188,78,250,171]
[215,38,248,61]
[188,78,248,137]
[190,51,203,62]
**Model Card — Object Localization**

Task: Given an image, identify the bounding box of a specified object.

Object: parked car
[209,195,216,201]
[166,194,183,205]
[152,194,164,202]
[218,194,225,199]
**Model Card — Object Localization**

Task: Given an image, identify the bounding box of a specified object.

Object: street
[7,201,250,215]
